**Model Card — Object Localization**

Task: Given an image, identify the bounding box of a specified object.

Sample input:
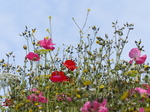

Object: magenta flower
[39,38,55,50]
[135,87,147,95]
[27,94,48,103]
[80,99,108,112]
[139,108,144,112]
[27,88,48,103]
[129,48,147,64]
[30,88,39,92]
[147,87,150,95]
[98,99,108,112]
[26,52,40,61]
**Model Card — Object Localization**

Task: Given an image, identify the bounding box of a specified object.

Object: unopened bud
[23,45,27,50]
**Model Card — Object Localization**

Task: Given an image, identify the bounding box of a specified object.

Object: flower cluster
[26,37,55,61]
[27,88,48,103]
[80,99,108,112]
[1,13,150,112]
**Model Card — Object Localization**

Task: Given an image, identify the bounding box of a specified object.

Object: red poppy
[3,99,13,106]
[63,60,77,71]
[49,71,69,82]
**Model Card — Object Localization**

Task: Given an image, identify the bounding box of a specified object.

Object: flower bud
[23,45,27,50]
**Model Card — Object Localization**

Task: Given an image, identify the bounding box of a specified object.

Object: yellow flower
[35,91,40,94]
[38,106,42,109]
[34,77,39,80]
[46,29,50,33]
[87,9,91,11]
[32,29,36,33]
[96,40,100,44]
[49,16,52,19]
[83,69,88,73]
[144,65,150,69]
[45,86,50,89]
[76,94,81,98]
[45,36,49,39]
[26,100,30,102]
[124,70,139,77]
[28,109,33,112]
[120,91,129,100]
[144,108,150,111]
[2,63,7,67]
[21,90,26,94]
[83,81,92,86]
[99,85,105,89]
[34,103,38,106]
[133,94,137,98]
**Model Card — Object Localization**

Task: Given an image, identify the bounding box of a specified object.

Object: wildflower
[83,81,92,86]
[49,71,69,82]
[63,60,77,71]
[135,87,147,95]
[30,88,39,92]
[27,88,48,103]
[27,93,48,103]
[80,99,108,112]
[139,108,149,112]
[28,109,33,112]
[99,85,105,89]
[39,38,55,50]
[120,91,129,100]
[3,98,13,106]
[129,48,147,64]
[76,94,81,98]
[98,99,108,112]
[26,52,40,61]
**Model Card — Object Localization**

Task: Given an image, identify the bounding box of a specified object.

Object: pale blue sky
[0,0,150,65]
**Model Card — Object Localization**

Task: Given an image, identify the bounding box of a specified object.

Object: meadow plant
[0,9,150,112]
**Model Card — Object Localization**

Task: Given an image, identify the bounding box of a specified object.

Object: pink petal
[30,88,39,92]
[147,87,150,95]
[100,98,107,107]
[135,87,147,95]
[26,52,40,61]
[129,59,134,64]
[39,38,55,50]
[98,107,108,112]
[136,55,147,64]
[129,48,141,58]
[139,108,144,112]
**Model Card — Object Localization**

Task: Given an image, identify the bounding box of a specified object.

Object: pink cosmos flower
[139,108,144,112]
[26,52,40,61]
[146,87,150,95]
[135,87,150,96]
[39,38,55,50]
[27,94,48,103]
[98,99,108,112]
[129,48,147,64]
[135,87,147,95]
[30,88,39,92]
[80,99,108,112]
[27,88,48,103]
